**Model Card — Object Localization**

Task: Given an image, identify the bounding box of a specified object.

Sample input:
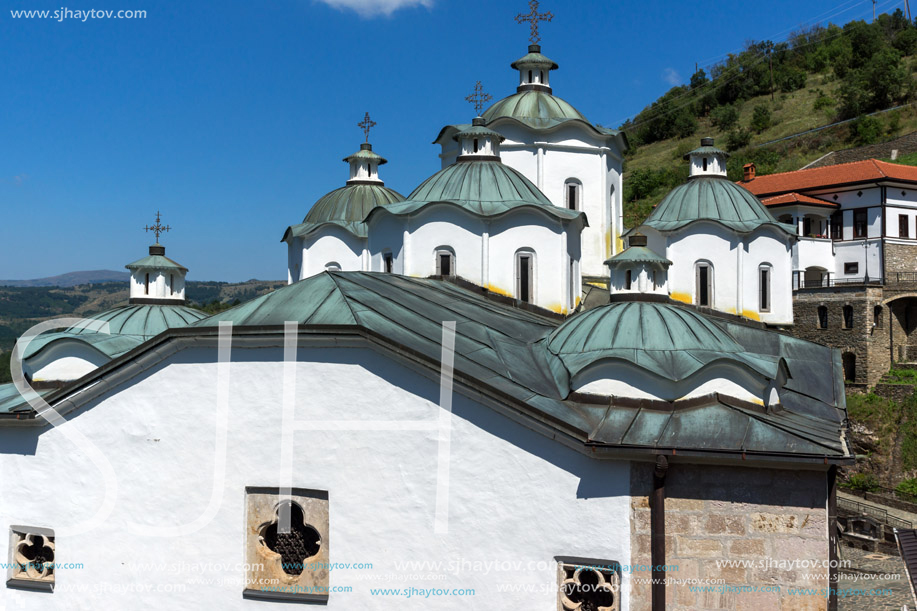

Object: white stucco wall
[129,270,186,302]
[298,228,366,280]
[0,345,632,610]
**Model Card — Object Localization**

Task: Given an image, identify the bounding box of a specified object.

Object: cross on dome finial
[465,81,492,115]
[515,0,552,45]
[358,112,376,143]
[144,211,171,243]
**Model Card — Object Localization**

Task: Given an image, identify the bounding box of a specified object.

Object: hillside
[0,279,286,384]
[621,11,917,226]
[0,270,130,287]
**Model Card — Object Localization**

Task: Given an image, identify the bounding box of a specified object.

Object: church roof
[21,304,207,361]
[125,253,188,272]
[1,272,850,462]
[453,123,505,142]
[343,146,387,164]
[546,301,781,382]
[283,183,405,240]
[641,176,796,236]
[367,160,583,223]
[482,90,588,128]
[510,49,558,70]
[604,246,671,267]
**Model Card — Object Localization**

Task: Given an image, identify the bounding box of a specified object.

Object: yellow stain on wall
[546,303,565,314]
[741,310,761,321]
[669,292,692,304]
[586,281,609,290]
[485,284,514,298]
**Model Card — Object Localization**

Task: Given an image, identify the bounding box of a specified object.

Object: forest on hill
[621,9,917,226]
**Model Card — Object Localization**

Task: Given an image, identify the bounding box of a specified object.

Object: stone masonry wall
[885,243,917,278]
[806,131,917,169]
[790,287,889,386]
[630,462,829,611]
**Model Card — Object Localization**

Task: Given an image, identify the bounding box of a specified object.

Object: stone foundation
[630,462,829,611]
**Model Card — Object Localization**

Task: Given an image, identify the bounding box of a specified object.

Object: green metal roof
[284,183,405,240]
[343,144,387,165]
[546,301,781,382]
[684,145,729,160]
[510,49,558,70]
[125,254,188,272]
[642,176,796,235]
[454,123,505,142]
[22,304,207,361]
[6,271,849,458]
[604,246,672,267]
[366,160,583,223]
[0,383,51,415]
[482,90,589,128]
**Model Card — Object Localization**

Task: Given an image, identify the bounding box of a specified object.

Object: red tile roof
[760,192,838,208]
[739,159,917,196]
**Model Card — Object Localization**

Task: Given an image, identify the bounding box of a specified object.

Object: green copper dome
[642,176,795,235]
[546,301,780,381]
[23,304,207,361]
[284,183,405,240]
[482,90,589,129]
[368,160,583,223]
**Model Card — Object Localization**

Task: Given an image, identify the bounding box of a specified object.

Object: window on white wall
[144,273,150,295]
[696,262,713,307]
[565,180,581,211]
[516,251,534,303]
[383,253,393,273]
[625,269,632,290]
[325,262,341,272]
[759,265,772,312]
[435,249,455,277]
[901,214,910,238]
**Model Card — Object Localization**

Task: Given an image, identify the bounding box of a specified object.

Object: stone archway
[885,296,917,363]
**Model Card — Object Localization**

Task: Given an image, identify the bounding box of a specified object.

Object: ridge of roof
[740,158,917,196]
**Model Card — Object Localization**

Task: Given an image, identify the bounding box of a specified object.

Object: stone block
[728,538,766,557]
[676,537,723,558]
[750,513,798,533]
[667,497,704,511]
[736,588,780,611]
[705,514,746,535]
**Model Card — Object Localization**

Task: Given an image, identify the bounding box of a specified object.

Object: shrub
[849,115,883,146]
[725,128,752,151]
[779,67,808,92]
[896,478,917,499]
[711,104,739,130]
[813,92,835,112]
[844,472,880,492]
[750,105,772,133]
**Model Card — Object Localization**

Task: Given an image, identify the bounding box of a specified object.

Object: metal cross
[144,211,171,243]
[357,112,376,143]
[515,0,553,45]
[465,81,492,115]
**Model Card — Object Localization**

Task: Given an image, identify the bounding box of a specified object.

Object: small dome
[482,90,588,129]
[643,176,795,235]
[546,301,778,381]
[23,304,207,360]
[287,183,405,240]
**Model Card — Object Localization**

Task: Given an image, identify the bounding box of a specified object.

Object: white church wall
[609,264,667,296]
[287,237,303,284]
[743,230,793,324]
[366,214,406,274]
[130,270,184,302]
[488,211,570,312]
[573,360,768,405]
[834,239,883,279]
[401,206,484,283]
[665,223,738,312]
[0,345,632,610]
[24,340,111,383]
[300,227,366,280]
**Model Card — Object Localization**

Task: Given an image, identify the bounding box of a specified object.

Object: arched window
[843,305,854,329]
[435,248,455,277]
[625,269,632,290]
[874,305,883,327]
[539,70,544,83]
[325,262,341,272]
[144,272,150,295]
[383,253,393,273]
[565,179,581,211]
[695,262,713,307]
[702,157,708,172]
[516,250,535,303]
[170,274,174,296]
[528,69,533,83]
[842,352,857,382]
[759,264,772,312]
[473,139,479,153]
[817,306,828,329]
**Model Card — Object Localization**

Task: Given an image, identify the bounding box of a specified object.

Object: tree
[750,105,772,133]
[690,68,708,89]
[849,115,883,146]
[711,104,739,130]
[725,128,752,151]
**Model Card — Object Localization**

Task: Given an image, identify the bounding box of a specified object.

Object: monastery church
[1,6,849,611]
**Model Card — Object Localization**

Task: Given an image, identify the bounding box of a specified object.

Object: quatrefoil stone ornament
[259,501,321,576]
[560,565,619,611]
[7,527,56,591]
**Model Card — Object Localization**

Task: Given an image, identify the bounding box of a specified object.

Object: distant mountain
[0,270,131,288]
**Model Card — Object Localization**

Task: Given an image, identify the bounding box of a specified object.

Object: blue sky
[0,0,894,281]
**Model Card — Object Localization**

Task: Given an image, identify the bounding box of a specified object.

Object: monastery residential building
[1,12,850,611]
[741,158,917,385]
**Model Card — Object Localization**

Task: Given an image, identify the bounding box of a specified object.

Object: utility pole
[906,0,912,22]
[873,0,877,22]
[768,47,775,102]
